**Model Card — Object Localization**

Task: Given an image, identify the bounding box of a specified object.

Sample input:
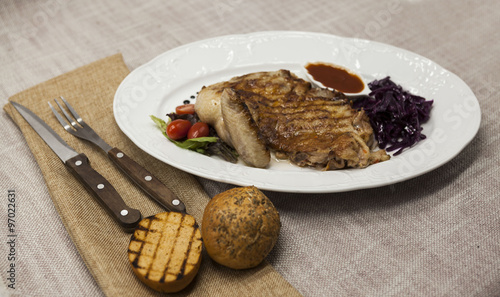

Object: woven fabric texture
[3,54,300,297]
[1,0,499,296]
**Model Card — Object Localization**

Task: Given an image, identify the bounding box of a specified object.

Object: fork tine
[49,101,73,131]
[59,96,85,126]
[54,97,79,129]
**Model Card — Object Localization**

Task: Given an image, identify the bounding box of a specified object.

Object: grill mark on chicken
[195,69,390,169]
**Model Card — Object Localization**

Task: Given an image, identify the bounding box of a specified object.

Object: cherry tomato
[166,119,192,140]
[175,104,195,115]
[187,122,210,139]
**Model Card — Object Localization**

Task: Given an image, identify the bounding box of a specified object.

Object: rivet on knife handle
[11,101,142,233]
[66,153,142,231]
[107,148,186,213]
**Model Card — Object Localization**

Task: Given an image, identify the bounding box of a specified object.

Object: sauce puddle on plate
[305,62,364,93]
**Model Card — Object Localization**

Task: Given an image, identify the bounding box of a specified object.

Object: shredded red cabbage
[352,77,433,155]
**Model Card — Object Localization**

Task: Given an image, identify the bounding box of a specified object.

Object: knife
[49,97,186,213]
[10,101,142,232]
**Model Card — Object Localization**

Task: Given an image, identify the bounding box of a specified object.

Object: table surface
[1,1,499,296]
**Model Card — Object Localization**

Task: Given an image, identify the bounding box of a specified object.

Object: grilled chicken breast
[195,69,390,169]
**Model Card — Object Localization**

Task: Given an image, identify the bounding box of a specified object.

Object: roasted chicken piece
[195,70,390,169]
[220,88,270,168]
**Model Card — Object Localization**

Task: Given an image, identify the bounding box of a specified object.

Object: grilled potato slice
[128,212,202,293]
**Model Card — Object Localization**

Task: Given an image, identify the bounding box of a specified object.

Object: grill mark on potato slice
[128,217,152,268]
[128,212,202,293]
[147,215,169,281]
[176,226,197,280]
[159,212,184,282]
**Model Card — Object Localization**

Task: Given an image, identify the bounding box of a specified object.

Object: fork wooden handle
[107,147,187,213]
[65,153,142,232]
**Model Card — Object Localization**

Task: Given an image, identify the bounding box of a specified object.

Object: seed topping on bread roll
[202,186,280,269]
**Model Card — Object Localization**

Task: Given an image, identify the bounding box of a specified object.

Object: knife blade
[10,101,142,232]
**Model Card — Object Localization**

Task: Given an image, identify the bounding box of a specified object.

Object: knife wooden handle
[107,147,186,213]
[65,153,142,232]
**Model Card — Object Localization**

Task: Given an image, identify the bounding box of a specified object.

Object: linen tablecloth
[1,0,499,296]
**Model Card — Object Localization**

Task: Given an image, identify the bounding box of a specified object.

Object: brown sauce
[305,62,364,93]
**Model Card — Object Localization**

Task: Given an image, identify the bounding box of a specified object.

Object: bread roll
[128,212,202,293]
[202,186,280,269]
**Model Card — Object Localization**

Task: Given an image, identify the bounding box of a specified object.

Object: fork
[49,96,186,213]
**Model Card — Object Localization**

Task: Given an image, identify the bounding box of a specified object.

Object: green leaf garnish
[150,115,168,138]
[169,136,218,153]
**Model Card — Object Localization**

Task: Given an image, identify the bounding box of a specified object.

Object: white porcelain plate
[114,31,481,193]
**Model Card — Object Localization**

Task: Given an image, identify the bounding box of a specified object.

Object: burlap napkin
[4,54,301,297]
